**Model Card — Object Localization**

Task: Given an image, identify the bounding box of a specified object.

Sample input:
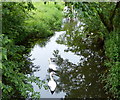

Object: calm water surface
[30,17,108,98]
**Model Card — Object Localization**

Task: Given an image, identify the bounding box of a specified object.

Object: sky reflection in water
[30,18,108,98]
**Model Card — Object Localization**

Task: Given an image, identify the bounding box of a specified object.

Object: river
[30,16,109,98]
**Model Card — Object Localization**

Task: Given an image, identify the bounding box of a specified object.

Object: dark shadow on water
[47,17,110,98]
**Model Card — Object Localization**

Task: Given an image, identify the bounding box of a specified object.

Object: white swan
[48,72,57,94]
[48,58,57,71]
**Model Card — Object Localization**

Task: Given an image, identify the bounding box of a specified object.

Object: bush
[2,2,63,99]
[103,32,120,98]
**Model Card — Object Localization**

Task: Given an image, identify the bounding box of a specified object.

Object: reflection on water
[52,49,106,98]
[30,16,109,98]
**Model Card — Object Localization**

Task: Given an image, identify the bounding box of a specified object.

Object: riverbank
[1,2,120,99]
[25,2,63,38]
[103,32,120,98]
[69,2,120,98]
[2,2,64,99]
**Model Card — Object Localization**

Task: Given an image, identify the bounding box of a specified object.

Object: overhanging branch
[97,2,120,33]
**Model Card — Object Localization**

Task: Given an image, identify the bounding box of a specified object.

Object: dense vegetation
[25,2,63,38]
[1,1,120,99]
[1,2,63,99]
[70,2,120,98]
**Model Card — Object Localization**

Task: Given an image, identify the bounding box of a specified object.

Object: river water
[30,17,109,98]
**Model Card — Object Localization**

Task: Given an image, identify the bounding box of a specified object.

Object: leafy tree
[69,2,120,42]
[2,2,63,99]
[70,2,120,98]
[2,2,43,99]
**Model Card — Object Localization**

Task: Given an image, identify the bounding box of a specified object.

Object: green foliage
[2,2,35,39]
[2,33,44,99]
[73,2,118,38]
[105,33,119,61]
[25,2,63,38]
[103,32,120,98]
[2,2,63,99]
[72,2,120,98]
[2,2,55,99]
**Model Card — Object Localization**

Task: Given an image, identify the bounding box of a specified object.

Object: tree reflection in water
[49,17,108,98]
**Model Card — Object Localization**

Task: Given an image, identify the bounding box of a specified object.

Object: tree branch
[97,2,120,33]
[110,1,120,22]
[109,1,120,32]
[97,11,111,33]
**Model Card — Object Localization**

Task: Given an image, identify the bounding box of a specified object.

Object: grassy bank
[25,2,63,38]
